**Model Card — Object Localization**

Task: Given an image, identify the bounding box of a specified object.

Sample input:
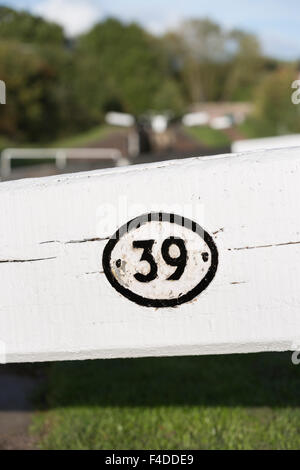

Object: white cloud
[33,0,102,36]
[145,12,182,35]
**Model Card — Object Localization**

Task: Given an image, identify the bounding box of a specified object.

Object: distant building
[188,102,253,128]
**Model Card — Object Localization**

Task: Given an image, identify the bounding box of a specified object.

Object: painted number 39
[132,237,188,283]
[103,213,218,308]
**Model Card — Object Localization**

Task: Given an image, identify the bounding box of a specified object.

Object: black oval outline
[102,213,218,308]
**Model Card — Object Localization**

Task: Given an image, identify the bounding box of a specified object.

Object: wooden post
[1,148,300,363]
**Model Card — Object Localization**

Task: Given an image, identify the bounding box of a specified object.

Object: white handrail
[0,147,129,178]
[1,148,300,363]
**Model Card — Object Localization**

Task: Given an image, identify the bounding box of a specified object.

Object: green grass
[50,125,116,148]
[33,352,300,450]
[237,118,278,139]
[0,135,13,151]
[0,124,116,151]
[184,125,230,148]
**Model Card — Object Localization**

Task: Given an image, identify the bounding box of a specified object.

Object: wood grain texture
[1,148,300,363]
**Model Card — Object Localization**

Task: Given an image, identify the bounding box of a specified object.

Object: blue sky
[2,0,300,59]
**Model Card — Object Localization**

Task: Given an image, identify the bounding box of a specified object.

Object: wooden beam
[1,148,300,363]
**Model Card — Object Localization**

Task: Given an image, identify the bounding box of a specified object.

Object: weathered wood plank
[1,148,300,363]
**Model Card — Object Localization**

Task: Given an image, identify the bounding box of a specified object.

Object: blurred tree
[223,30,263,101]
[76,18,184,116]
[163,19,229,102]
[0,5,292,145]
[152,80,184,114]
[0,7,89,142]
[0,40,84,142]
[162,19,264,104]
[0,6,64,45]
[0,41,57,141]
[253,65,300,135]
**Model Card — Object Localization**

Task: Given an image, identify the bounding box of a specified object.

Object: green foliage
[52,125,116,148]
[163,20,263,103]
[33,353,300,449]
[223,30,263,101]
[0,7,93,143]
[152,80,184,114]
[76,18,184,117]
[238,117,277,139]
[253,66,300,135]
[0,6,64,45]
[0,11,186,144]
[0,41,85,142]
[0,134,12,151]
[0,41,59,141]
[0,6,292,145]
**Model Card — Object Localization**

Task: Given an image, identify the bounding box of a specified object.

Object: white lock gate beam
[0,148,300,363]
